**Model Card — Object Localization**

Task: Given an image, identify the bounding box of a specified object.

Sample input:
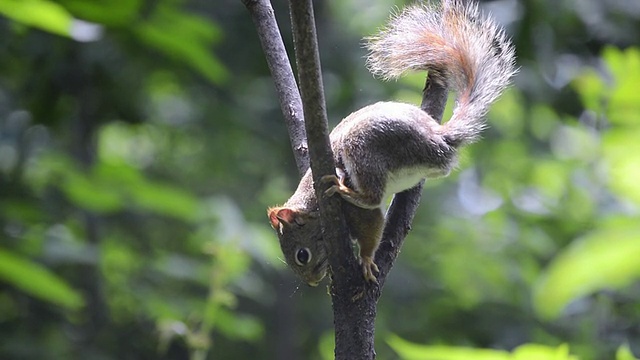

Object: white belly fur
[384,166,449,200]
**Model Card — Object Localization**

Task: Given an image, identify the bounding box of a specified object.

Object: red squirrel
[269,0,517,286]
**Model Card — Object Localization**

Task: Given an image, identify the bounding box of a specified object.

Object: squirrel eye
[294,248,311,266]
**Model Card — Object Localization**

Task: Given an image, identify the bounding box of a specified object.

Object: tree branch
[242,0,449,358]
[288,1,377,359]
[375,76,448,287]
[286,0,356,277]
[241,0,309,176]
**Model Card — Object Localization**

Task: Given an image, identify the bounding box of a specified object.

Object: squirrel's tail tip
[365,0,517,87]
[365,0,517,146]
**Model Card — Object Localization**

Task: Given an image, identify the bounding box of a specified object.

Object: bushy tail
[365,0,517,146]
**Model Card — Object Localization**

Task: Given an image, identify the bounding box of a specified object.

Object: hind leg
[345,205,384,283]
[321,169,383,210]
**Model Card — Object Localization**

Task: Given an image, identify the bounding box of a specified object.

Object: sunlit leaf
[94,161,199,221]
[571,69,604,114]
[533,225,640,320]
[529,160,568,199]
[603,47,640,125]
[106,169,198,220]
[0,0,72,36]
[318,331,335,360]
[30,154,125,213]
[388,335,580,360]
[0,248,84,309]
[62,171,124,213]
[617,343,639,360]
[58,0,141,26]
[31,153,201,220]
[388,334,510,360]
[131,181,200,222]
[93,161,144,187]
[97,122,159,168]
[573,47,640,126]
[603,128,640,205]
[513,344,578,360]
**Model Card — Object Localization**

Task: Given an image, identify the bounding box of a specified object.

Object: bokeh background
[1,0,640,359]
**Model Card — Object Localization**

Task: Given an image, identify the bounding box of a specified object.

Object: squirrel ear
[268,207,297,229]
[268,207,282,229]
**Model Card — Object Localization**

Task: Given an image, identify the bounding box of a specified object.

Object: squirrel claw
[321,174,340,185]
[324,185,339,197]
[321,175,341,197]
[361,256,379,283]
[322,174,350,198]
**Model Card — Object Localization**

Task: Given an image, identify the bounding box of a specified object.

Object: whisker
[290,281,302,297]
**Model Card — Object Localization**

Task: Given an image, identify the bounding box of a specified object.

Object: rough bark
[241,0,449,359]
[240,0,309,176]
[287,0,380,359]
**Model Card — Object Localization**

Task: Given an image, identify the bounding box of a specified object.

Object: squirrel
[268,0,517,286]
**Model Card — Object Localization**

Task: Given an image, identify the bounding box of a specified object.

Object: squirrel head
[268,207,328,286]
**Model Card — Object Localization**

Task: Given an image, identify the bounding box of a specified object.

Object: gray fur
[270,0,517,285]
[366,0,517,146]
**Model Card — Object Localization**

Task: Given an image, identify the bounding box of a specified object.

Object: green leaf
[130,181,200,222]
[388,334,510,360]
[488,88,526,139]
[529,105,560,141]
[603,47,640,125]
[318,331,335,360]
[0,0,73,36]
[388,335,580,360]
[617,343,639,360]
[62,170,125,213]
[513,344,578,360]
[571,69,605,114]
[0,248,84,310]
[91,161,199,221]
[214,309,263,341]
[533,225,640,320]
[573,47,640,126]
[603,128,640,206]
[29,154,125,213]
[134,4,227,84]
[529,160,568,199]
[58,0,141,27]
[32,153,200,220]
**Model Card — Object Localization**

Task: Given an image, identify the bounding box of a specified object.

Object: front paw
[324,185,340,197]
[321,174,340,185]
[321,175,344,198]
[360,256,379,283]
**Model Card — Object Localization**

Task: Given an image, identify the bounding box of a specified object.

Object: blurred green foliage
[388,334,579,360]
[0,247,84,309]
[0,0,639,359]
